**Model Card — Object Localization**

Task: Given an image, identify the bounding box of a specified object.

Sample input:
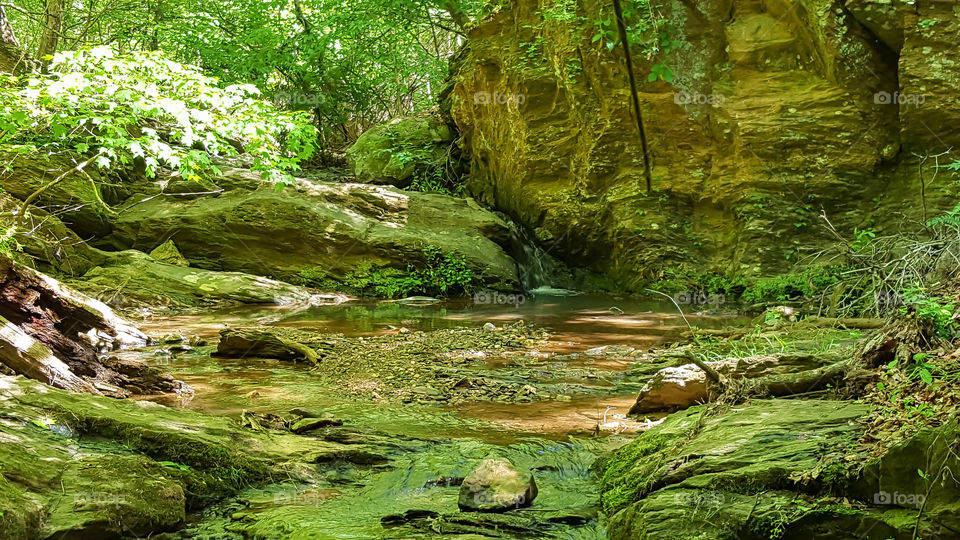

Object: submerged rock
[291,416,343,434]
[458,458,538,512]
[216,328,323,364]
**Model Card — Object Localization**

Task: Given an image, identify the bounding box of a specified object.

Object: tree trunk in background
[0,6,19,47]
[37,0,65,58]
[440,1,469,30]
[0,5,35,75]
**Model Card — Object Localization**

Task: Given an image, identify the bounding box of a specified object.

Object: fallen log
[0,255,187,397]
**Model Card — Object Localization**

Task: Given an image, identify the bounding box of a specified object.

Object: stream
[129,294,745,538]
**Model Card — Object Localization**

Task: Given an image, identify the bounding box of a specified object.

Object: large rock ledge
[600,399,960,539]
[0,376,380,539]
[96,172,521,292]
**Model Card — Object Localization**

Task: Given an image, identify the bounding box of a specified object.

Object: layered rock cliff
[449,0,960,288]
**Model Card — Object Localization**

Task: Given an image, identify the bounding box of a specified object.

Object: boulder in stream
[458,458,538,512]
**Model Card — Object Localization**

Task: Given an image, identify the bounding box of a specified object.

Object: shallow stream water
[131,294,745,538]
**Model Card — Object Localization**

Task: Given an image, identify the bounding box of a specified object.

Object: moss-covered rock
[98,177,520,293]
[0,150,131,238]
[346,116,453,188]
[71,249,326,310]
[600,398,960,538]
[449,0,960,289]
[0,375,376,538]
[0,193,106,276]
[601,400,871,538]
[149,239,189,267]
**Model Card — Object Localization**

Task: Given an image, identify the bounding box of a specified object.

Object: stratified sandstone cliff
[449,0,960,288]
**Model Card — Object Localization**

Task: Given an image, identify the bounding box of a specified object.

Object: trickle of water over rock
[502,215,575,292]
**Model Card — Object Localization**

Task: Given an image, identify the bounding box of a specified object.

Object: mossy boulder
[600,400,874,538]
[0,192,106,276]
[98,178,519,293]
[0,149,131,238]
[600,398,960,539]
[346,116,453,188]
[71,249,325,310]
[458,458,538,512]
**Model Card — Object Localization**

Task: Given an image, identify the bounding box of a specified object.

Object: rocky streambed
[2,280,958,539]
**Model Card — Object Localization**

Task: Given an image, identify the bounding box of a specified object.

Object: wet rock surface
[458,458,538,512]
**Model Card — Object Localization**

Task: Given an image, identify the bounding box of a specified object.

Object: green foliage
[740,268,840,304]
[926,201,960,228]
[0,225,21,257]
[589,0,678,81]
[0,48,316,185]
[296,246,475,298]
[850,227,875,252]
[899,286,956,339]
[6,0,487,142]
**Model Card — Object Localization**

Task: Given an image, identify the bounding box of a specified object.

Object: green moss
[298,246,477,298]
[345,116,456,189]
[598,433,671,513]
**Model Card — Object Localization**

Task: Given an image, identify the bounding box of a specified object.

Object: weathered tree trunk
[0,6,38,75]
[37,0,65,58]
[0,256,189,397]
[440,1,470,30]
[0,6,19,47]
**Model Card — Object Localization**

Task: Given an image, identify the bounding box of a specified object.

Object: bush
[0,47,316,185]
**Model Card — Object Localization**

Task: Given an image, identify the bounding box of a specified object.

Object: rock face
[629,352,825,414]
[346,116,454,187]
[449,0,960,286]
[98,172,520,292]
[458,458,538,512]
[599,399,959,539]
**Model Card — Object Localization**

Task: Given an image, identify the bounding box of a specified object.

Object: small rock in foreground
[458,458,537,512]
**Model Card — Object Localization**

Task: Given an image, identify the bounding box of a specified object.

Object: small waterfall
[501,216,576,294]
